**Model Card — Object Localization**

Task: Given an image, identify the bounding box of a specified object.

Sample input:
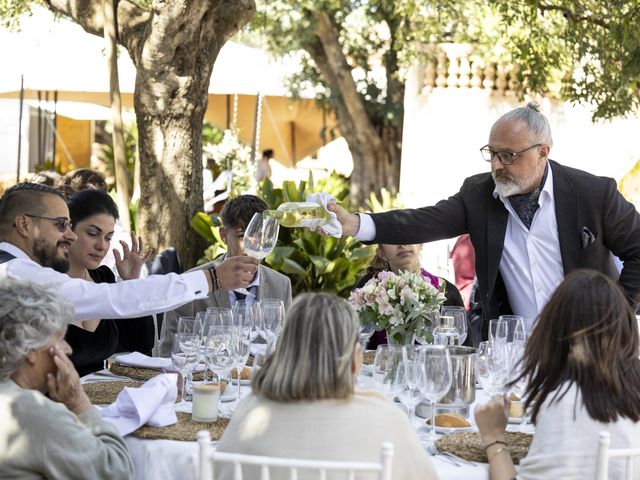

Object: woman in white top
[475,269,640,480]
[216,292,438,480]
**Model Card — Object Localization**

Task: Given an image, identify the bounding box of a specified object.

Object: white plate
[508,416,529,424]
[220,389,236,402]
[230,378,251,385]
[434,425,476,434]
[360,364,374,376]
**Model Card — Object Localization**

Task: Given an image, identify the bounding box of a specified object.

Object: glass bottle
[263,202,331,228]
[432,315,461,346]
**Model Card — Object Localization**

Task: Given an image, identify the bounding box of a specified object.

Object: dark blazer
[370,160,640,339]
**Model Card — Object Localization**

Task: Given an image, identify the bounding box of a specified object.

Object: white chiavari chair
[595,431,640,480]
[197,431,393,480]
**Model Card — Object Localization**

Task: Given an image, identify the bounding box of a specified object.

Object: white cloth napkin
[115,352,173,370]
[306,192,341,238]
[101,374,178,436]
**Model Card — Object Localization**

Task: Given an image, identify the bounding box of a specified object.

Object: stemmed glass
[441,306,467,345]
[230,321,252,402]
[399,345,425,424]
[243,212,280,260]
[489,319,508,344]
[261,299,285,353]
[204,312,234,384]
[476,341,510,396]
[177,316,204,399]
[372,345,403,400]
[359,323,375,351]
[418,345,453,440]
[499,315,524,343]
[171,333,200,408]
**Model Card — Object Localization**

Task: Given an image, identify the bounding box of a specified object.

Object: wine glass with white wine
[243,212,280,260]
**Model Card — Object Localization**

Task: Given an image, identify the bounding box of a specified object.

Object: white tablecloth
[84,371,533,480]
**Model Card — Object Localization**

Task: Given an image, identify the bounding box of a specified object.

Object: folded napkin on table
[101,373,178,436]
[306,192,341,238]
[115,352,173,370]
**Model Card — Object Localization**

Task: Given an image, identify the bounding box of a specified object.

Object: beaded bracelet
[484,440,507,450]
[488,447,509,463]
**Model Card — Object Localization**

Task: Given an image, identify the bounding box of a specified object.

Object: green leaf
[308,254,331,274]
[190,212,215,243]
[280,257,308,276]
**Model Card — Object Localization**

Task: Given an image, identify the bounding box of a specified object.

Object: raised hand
[215,255,260,291]
[114,232,154,280]
[474,394,509,445]
[46,344,92,415]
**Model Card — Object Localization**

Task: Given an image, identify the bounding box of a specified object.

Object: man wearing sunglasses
[327,103,640,341]
[0,183,260,321]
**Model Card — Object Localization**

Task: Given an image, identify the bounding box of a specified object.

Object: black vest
[0,250,16,264]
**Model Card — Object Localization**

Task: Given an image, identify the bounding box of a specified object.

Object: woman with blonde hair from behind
[216,292,437,480]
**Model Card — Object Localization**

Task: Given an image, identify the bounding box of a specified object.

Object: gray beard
[33,239,70,273]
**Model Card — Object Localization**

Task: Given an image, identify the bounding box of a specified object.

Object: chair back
[595,431,640,480]
[197,431,393,480]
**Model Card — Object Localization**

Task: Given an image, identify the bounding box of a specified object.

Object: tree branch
[537,4,609,29]
[44,0,150,55]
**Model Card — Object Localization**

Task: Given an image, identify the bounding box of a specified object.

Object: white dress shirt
[228,268,260,307]
[0,242,209,321]
[496,164,564,322]
[355,163,565,321]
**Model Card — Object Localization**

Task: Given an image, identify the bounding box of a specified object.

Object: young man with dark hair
[159,194,292,356]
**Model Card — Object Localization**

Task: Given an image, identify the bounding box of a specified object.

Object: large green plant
[191,172,376,297]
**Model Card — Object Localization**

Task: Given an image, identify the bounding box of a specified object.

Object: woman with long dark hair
[475,269,640,479]
[65,189,153,375]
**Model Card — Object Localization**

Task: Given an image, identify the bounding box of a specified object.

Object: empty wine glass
[441,306,468,345]
[262,299,285,352]
[372,345,403,400]
[171,333,200,408]
[476,341,509,396]
[418,345,453,440]
[177,316,204,399]
[489,319,508,344]
[243,212,280,260]
[359,323,375,351]
[230,323,252,402]
[499,315,524,342]
[400,345,425,424]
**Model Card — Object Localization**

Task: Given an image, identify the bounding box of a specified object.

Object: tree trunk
[308,10,402,207]
[45,0,256,268]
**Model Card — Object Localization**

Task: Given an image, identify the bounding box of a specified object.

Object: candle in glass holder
[191,383,221,422]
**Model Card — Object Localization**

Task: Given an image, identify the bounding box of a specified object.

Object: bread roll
[231,366,251,380]
[426,413,471,428]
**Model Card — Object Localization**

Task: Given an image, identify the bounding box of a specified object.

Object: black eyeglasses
[480,143,542,165]
[23,214,71,233]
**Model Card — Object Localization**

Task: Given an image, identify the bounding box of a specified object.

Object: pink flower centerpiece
[349,270,446,344]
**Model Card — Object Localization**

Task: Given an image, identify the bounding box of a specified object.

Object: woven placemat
[133,412,230,442]
[362,351,376,365]
[83,381,143,404]
[435,431,532,464]
[110,364,205,381]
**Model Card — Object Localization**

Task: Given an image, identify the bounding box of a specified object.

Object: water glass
[489,319,508,344]
[372,345,403,400]
[441,306,467,345]
[476,341,509,396]
[418,345,453,440]
[359,323,375,351]
[499,315,524,342]
[171,333,200,408]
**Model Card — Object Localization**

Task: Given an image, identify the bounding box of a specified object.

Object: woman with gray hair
[0,279,133,479]
[216,292,437,480]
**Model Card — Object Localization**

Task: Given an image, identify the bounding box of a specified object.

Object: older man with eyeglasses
[328,102,640,341]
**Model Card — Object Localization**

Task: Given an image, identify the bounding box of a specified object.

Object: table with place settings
[81,366,535,480]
